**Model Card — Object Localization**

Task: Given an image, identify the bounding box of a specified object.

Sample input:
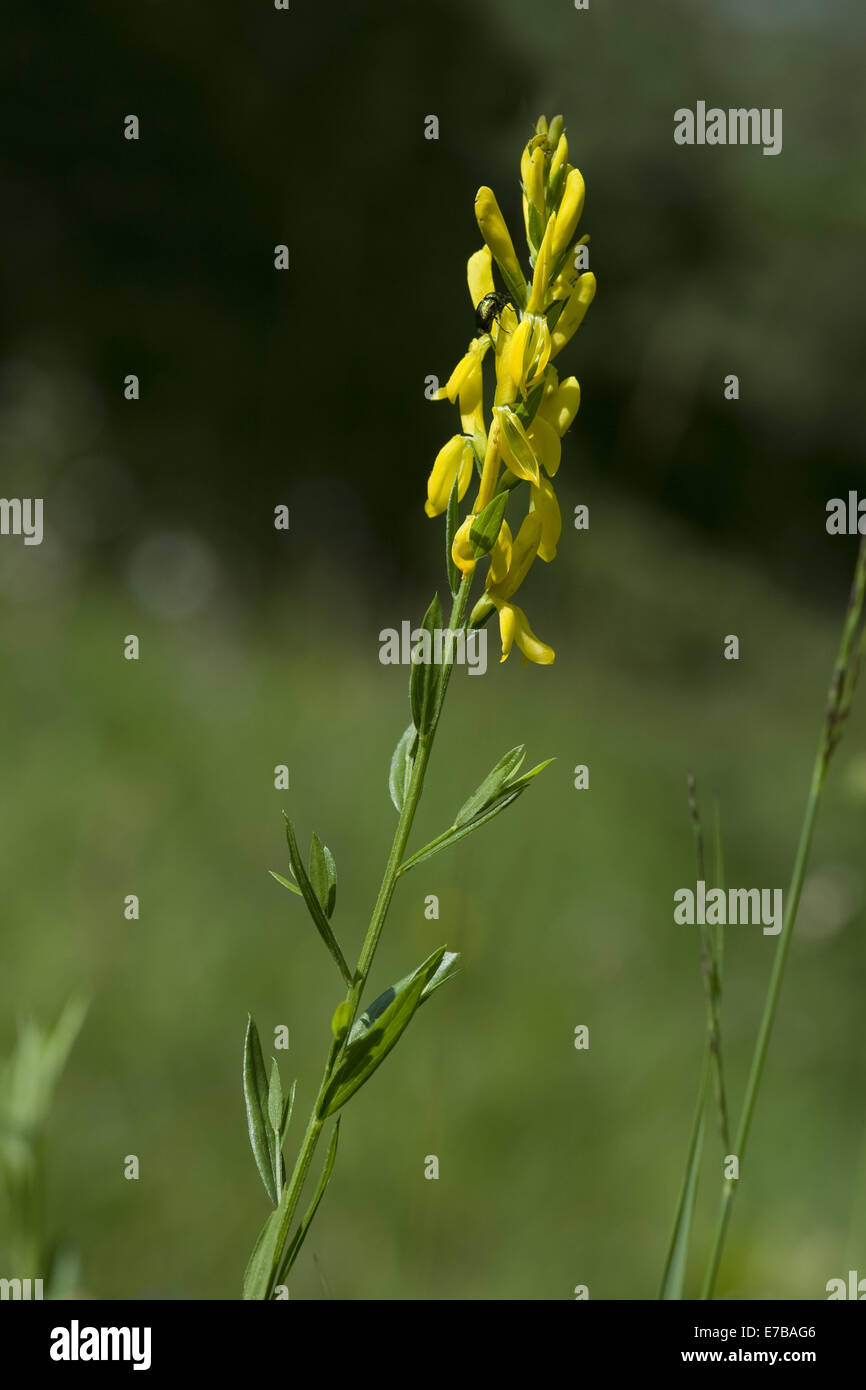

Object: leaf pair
[399,745,552,874]
[271,820,351,987]
[318,946,459,1118]
[243,1018,296,1207]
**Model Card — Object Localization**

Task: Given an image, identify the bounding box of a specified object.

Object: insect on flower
[474,290,515,337]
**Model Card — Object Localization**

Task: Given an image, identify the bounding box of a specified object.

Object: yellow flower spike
[526,147,546,219]
[527,414,562,477]
[530,473,562,561]
[474,186,525,305]
[537,374,581,438]
[451,513,477,576]
[551,272,597,357]
[551,168,586,260]
[425,436,474,518]
[467,246,494,310]
[487,519,513,587]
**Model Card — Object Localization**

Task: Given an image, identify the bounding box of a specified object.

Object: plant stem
[700,539,866,1299]
[258,573,474,1297]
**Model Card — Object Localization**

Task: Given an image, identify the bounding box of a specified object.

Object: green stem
[701,539,866,1299]
[257,573,474,1297]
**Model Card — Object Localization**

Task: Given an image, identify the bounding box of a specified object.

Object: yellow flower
[551,273,596,357]
[504,314,551,399]
[482,512,555,665]
[467,246,494,309]
[529,473,561,561]
[551,168,586,260]
[425,436,474,518]
[474,186,524,296]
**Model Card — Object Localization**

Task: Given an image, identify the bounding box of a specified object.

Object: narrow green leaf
[277,1120,341,1285]
[308,832,337,919]
[660,1059,709,1299]
[243,1017,277,1206]
[409,593,443,734]
[399,788,526,874]
[469,490,509,557]
[269,869,302,897]
[388,723,417,813]
[242,1204,283,1300]
[445,469,461,598]
[280,1079,297,1144]
[284,819,353,987]
[507,757,555,791]
[267,1058,283,1135]
[319,947,448,1117]
[347,950,459,1045]
[455,744,526,826]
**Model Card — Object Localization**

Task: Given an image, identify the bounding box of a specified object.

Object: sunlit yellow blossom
[425,436,474,518]
[536,372,581,445]
[474,186,523,292]
[495,406,540,487]
[527,414,561,477]
[488,519,513,587]
[505,314,551,398]
[550,133,568,184]
[467,246,494,309]
[526,215,556,315]
[551,168,586,260]
[526,147,546,220]
[551,272,597,357]
[529,473,561,561]
[492,599,555,665]
[451,513,477,576]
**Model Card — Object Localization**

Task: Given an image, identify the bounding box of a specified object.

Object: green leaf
[243,1016,277,1206]
[409,593,443,734]
[399,755,553,874]
[280,1079,297,1144]
[242,1203,283,1300]
[284,819,353,987]
[269,869,302,897]
[445,469,461,598]
[660,1060,708,1299]
[388,723,417,813]
[347,950,459,1046]
[469,491,508,558]
[319,947,448,1117]
[308,832,337,919]
[455,744,526,826]
[267,1058,283,1135]
[276,1119,341,1285]
[400,788,525,873]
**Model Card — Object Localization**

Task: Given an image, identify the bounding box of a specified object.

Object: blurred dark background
[1,0,865,1301]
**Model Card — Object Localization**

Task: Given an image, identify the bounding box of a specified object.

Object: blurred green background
[1,0,865,1299]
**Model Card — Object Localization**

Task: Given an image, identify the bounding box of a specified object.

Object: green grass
[2,491,865,1299]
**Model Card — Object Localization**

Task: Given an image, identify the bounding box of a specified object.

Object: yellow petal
[551,168,586,260]
[512,604,556,665]
[425,436,473,518]
[467,246,494,309]
[527,146,545,218]
[486,519,513,588]
[550,133,568,184]
[475,186,523,288]
[530,474,562,561]
[495,600,516,662]
[551,273,596,357]
[528,415,562,478]
[538,374,581,438]
[526,214,556,315]
[451,513,477,575]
